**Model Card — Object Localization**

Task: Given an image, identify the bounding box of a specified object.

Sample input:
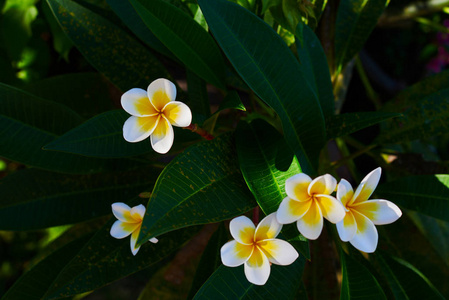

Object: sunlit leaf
[193,257,306,299]
[129,0,226,89]
[47,0,170,91]
[335,0,387,72]
[198,0,326,174]
[0,167,159,230]
[138,134,256,244]
[376,175,449,222]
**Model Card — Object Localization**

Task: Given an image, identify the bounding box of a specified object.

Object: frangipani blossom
[277,173,345,240]
[110,202,158,255]
[221,213,298,285]
[336,168,402,253]
[121,78,192,154]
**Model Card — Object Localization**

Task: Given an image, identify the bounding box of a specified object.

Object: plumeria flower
[110,202,158,255]
[276,173,345,240]
[221,213,298,285]
[121,78,192,154]
[336,168,402,253]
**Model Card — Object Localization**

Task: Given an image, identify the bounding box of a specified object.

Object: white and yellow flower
[221,213,298,285]
[276,173,345,240]
[336,168,402,253]
[110,202,158,255]
[121,78,192,154]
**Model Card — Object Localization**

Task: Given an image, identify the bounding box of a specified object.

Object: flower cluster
[221,168,402,285]
[114,78,402,284]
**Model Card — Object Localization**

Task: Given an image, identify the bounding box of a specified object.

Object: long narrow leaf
[198,0,326,174]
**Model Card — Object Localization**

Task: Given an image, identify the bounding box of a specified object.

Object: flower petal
[244,247,271,285]
[350,167,381,205]
[130,227,142,256]
[110,220,139,239]
[336,211,357,242]
[276,197,312,224]
[163,101,192,127]
[121,88,158,117]
[130,204,146,222]
[229,215,255,245]
[258,239,299,265]
[316,194,345,223]
[255,213,282,241]
[308,174,337,196]
[150,237,158,243]
[111,202,134,223]
[337,179,354,207]
[296,201,323,240]
[123,115,159,143]
[148,78,177,111]
[353,199,402,225]
[150,116,174,154]
[221,240,253,267]
[285,173,312,202]
[350,210,378,253]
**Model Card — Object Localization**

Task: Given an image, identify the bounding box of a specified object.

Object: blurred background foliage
[1,0,449,299]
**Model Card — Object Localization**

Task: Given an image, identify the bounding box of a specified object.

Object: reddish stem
[252,206,260,225]
[185,124,215,140]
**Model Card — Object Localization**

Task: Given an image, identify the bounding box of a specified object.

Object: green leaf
[187,70,211,124]
[138,134,256,244]
[326,112,401,139]
[217,91,246,113]
[44,110,199,157]
[42,0,73,61]
[23,72,114,118]
[376,175,449,222]
[335,0,387,72]
[187,224,228,299]
[0,83,114,173]
[1,0,38,61]
[129,0,226,90]
[340,250,387,300]
[2,232,94,300]
[236,119,301,214]
[0,167,159,230]
[198,0,326,175]
[47,0,170,91]
[378,87,449,144]
[44,220,200,299]
[193,256,306,299]
[235,120,310,258]
[43,110,151,158]
[105,0,177,61]
[296,22,334,119]
[376,253,445,300]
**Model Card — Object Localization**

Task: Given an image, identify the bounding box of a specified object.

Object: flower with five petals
[121,78,192,154]
[276,173,345,240]
[221,213,299,285]
[110,202,158,255]
[336,168,402,253]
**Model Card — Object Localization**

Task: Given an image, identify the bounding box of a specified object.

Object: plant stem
[355,57,381,110]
